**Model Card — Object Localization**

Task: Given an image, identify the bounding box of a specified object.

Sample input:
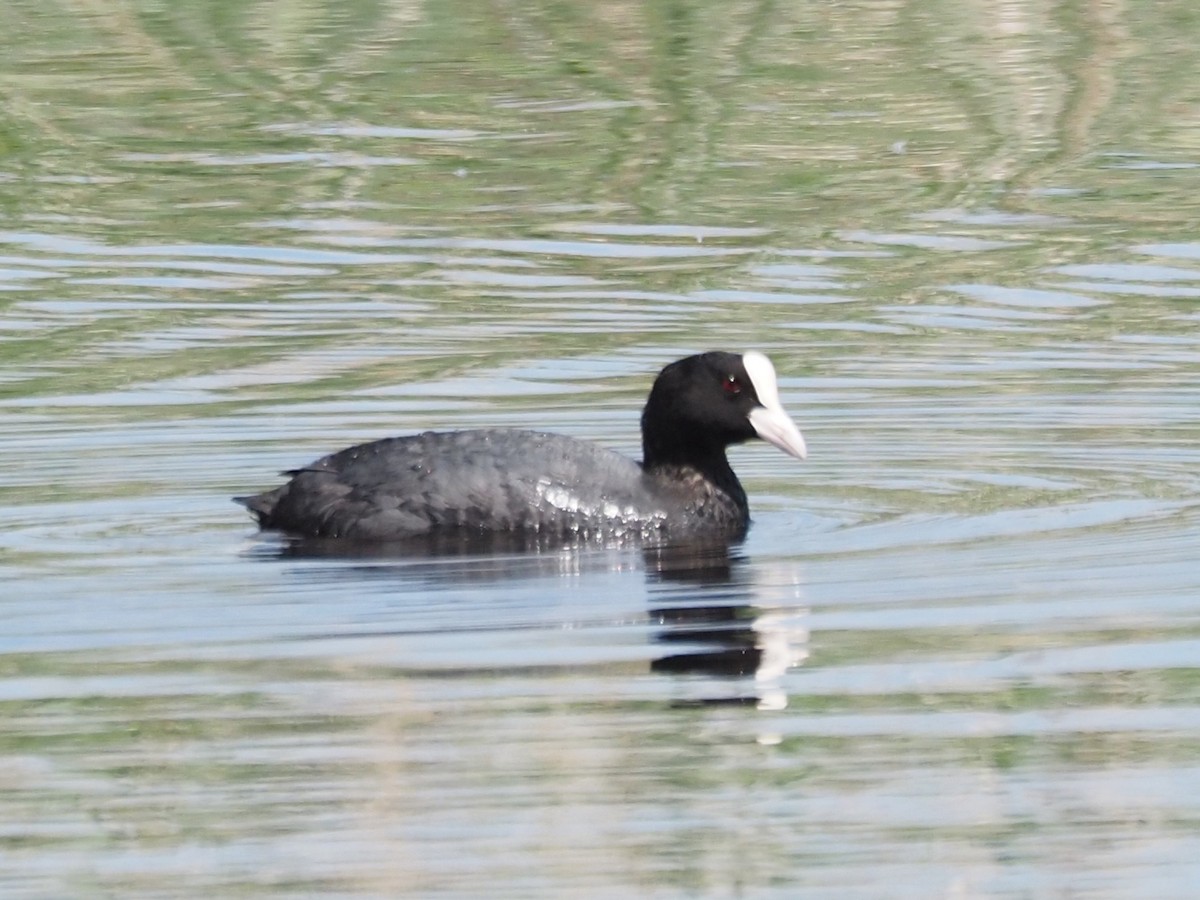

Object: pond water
[2,1,1200,897]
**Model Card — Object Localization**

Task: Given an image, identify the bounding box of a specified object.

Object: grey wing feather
[238,430,668,540]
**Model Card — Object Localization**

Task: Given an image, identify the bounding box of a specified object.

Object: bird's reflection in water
[249,530,807,709]
[644,543,808,710]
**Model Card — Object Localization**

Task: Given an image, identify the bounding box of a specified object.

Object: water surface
[2,2,1200,897]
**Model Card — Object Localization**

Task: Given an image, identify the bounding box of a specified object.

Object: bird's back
[239,429,673,542]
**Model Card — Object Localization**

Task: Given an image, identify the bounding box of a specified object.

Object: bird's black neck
[642,437,748,510]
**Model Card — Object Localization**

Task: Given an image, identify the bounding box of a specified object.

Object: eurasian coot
[236,351,806,544]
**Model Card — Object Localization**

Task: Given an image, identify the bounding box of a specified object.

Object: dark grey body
[237,351,808,547]
[238,429,750,544]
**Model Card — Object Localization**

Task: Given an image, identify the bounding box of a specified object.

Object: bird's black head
[640,351,806,471]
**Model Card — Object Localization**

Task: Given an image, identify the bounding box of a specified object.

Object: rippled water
[3,2,1200,897]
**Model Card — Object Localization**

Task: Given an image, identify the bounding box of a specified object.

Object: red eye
[723,375,742,395]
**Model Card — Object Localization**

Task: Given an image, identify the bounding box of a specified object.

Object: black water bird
[236,351,806,545]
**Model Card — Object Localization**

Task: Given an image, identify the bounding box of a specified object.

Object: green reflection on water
[3,1,1200,896]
